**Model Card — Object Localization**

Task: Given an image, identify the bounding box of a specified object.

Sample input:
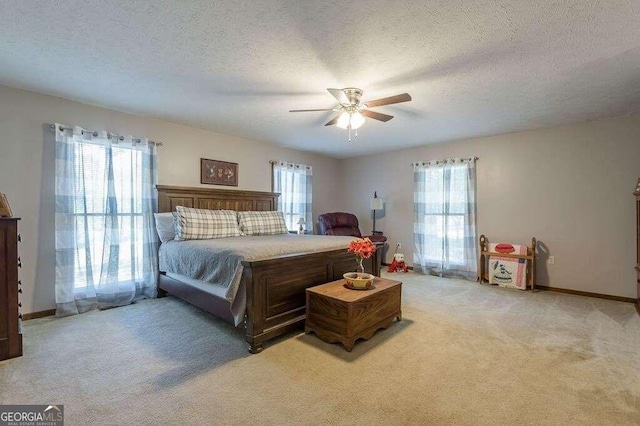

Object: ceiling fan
[289,88,412,141]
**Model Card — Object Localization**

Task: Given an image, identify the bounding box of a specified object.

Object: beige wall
[341,115,640,299]
[2,82,639,313]
[0,85,343,314]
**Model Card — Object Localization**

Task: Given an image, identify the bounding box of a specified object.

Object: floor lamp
[371,191,384,235]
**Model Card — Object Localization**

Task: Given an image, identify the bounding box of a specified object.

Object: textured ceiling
[1,0,640,158]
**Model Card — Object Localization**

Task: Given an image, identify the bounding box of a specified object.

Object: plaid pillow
[174,207,242,240]
[238,211,289,236]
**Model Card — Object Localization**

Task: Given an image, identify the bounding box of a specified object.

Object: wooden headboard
[156,185,279,213]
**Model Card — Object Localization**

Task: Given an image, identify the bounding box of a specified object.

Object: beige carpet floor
[1,271,639,425]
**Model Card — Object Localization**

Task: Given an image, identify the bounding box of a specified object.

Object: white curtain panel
[272,161,313,232]
[413,158,477,280]
[54,125,159,316]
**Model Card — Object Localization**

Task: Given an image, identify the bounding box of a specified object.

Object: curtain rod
[49,124,163,146]
[269,160,312,170]
[411,156,478,167]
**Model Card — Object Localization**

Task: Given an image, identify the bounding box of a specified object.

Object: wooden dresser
[0,218,22,360]
[635,180,640,316]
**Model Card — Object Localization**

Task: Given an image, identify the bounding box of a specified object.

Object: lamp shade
[370,197,384,210]
[336,111,366,130]
[350,112,365,129]
[297,217,306,225]
[336,112,351,129]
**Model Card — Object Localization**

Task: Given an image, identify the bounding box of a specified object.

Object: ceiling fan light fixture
[336,110,365,130]
[289,88,412,141]
[350,111,365,129]
[336,111,351,129]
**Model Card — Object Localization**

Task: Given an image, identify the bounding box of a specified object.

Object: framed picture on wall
[201,158,238,186]
[0,193,13,217]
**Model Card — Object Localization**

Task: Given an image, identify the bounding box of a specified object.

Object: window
[72,142,147,289]
[272,161,313,232]
[413,159,477,280]
[422,164,470,265]
[54,125,158,316]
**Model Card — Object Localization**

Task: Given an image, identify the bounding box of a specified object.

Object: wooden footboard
[242,248,378,353]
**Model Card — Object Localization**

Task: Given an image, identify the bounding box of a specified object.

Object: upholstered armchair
[317,212,387,244]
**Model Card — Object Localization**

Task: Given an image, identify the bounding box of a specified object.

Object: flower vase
[344,238,376,289]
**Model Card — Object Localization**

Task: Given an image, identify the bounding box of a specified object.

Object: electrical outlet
[547,256,555,265]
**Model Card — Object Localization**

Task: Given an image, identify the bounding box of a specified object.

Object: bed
[156,185,380,353]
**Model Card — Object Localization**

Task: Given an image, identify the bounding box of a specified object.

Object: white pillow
[174,206,242,240]
[238,211,289,236]
[154,212,176,243]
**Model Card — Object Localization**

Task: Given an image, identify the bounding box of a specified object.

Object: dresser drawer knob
[18,234,22,242]
[18,288,22,294]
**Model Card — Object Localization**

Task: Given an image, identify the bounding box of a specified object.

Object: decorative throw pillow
[238,211,289,236]
[174,207,242,240]
[153,212,177,243]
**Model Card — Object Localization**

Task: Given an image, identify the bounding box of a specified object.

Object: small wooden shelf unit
[478,234,537,291]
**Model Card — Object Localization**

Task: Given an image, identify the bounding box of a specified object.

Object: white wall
[341,115,640,299]
[0,85,343,314]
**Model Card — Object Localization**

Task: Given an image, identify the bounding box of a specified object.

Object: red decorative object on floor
[388,253,408,273]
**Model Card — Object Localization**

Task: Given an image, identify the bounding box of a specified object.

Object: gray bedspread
[159,234,357,303]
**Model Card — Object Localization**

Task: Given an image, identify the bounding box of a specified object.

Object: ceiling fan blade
[324,114,341,126]
[327,88,349,105]
[289,108,334,112]
[361,110,394,122]
[364,93,412,108]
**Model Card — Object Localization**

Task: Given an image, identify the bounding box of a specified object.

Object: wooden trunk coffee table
[305,277,402,352]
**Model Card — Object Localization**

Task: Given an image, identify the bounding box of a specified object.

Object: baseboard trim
[534,286,635,304]
[394,264,636,304]
[23,309,56,321]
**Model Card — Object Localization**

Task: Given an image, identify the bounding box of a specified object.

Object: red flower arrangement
[346,238,377,283]
[347,238,376,259]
